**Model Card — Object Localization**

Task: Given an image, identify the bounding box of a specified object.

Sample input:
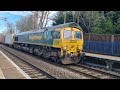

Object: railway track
[63,64,120,79]
[63,65,99,79]
[77,64,120,79]
[1,44,120,79]
[0,45,56,79]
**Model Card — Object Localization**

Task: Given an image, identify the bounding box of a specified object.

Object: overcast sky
[0,11,57,33]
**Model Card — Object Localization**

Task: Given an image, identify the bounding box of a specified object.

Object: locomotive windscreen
[74,31,82,39]
[64,30,72,39]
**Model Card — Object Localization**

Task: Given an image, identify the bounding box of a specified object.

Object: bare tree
[31,11,51,29]
[16,11,52,32]
[16,15,38,32]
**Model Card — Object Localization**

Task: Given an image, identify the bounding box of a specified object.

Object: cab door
[52,31,61,48]
[43,29,48,44]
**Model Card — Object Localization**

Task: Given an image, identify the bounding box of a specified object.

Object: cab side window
[15,37,18,41]
[53,31,60,39]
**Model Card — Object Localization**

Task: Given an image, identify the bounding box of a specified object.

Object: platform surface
[0,50,31,79]
[84,52,120,62]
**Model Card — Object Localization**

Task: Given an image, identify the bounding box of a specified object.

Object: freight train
[1,22,84,64]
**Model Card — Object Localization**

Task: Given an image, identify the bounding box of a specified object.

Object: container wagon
[5,34,14,46]
[0,35,2,44]
[2,35,5,44]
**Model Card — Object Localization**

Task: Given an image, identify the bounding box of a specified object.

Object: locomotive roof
[15,22,82,36]
[44,22,82,30]
[15,29,45,35]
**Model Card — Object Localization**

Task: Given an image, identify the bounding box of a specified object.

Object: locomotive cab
[60,27,84,64]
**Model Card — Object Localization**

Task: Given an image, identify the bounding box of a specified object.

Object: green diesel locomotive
[13,22,84,64]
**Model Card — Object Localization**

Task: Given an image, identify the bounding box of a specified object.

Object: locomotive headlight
[63,46,68,51]
[63,46,67,50]
[78,46,81,50]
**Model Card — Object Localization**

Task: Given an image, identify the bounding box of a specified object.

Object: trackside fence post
[111,35,114,55]
[88,33,90,52]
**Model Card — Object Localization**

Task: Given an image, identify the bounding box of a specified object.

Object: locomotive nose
[71,45,74,48]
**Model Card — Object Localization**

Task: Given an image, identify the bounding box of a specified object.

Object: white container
[5,34,14,45]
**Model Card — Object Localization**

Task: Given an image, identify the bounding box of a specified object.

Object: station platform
[0,50,31,79]
[84,52,120,62]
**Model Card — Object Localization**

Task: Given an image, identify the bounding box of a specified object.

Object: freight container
[0,35,2,44]
[5,34,14,46]
[2,35,5,44]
